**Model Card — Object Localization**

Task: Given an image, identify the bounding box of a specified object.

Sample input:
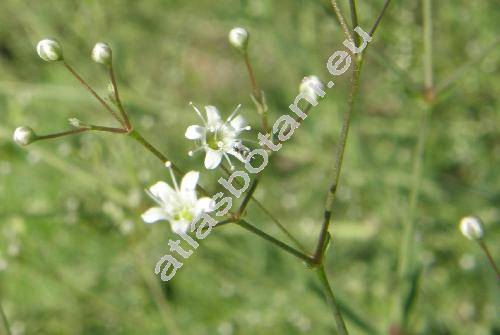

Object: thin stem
[316,265,349,335]
[236,219,314,265]
[109,62,132,130]
[423,0,434,99]
[368,0,393,37]
[331,0,354,45]
[220,164,307,252]
[478,240,500,280]
[243,53,268,132]
[348,0,360,46]
[0,301,11,335]
[35,125,127,142]
[313,58,363,262]
[237,175,260,215]
[63,61,127,128]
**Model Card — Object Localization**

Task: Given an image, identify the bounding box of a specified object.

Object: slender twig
[331,0,354,45]
[313,58,364,263]
[35,125,128,142]
[422,0,433,99]
[220,164,307,252]
[236,219,314,264]
[478,240,500,280]
[237,175,260,215]
[0,301,11,335]
[109,62,132,130]
[63,62,127,128]
[316,265,349,335]
[243,53,269,132]
[348,0,360,47]
[368,0,393,37]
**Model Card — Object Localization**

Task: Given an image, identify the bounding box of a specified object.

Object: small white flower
[185,103,251,170]
[459,216,484,240]
[91,42,112,65]
[228,27,249,53]
[299,75,325,103]
[13,126,37,146]
[36,39,63,61]
[142,162,214,234]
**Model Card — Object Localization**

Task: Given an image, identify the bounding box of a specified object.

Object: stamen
[188,146,204,157]
[145,189,163,206]
[189,101,207,125]
[165,161,179,192]
[223,152,235,170]
[227,104,242,121]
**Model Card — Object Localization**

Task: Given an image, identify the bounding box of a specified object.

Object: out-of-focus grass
[0,0,499,334]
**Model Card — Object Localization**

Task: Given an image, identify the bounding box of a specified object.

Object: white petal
[230,115,247,130]
[141,207,168,224]
[196,197,215,212]
[149,181,176,204]
[185,125,205,140]
[205,106,222,127]
[204,149,223,169]
[171,220,190,234]
[180,171,199,193]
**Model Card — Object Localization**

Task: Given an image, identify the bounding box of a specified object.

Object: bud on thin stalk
[91,42,112,66]
[13,126,37,146]
[459,216,484,241]
[36,39,63,62]
[228,27,249,53]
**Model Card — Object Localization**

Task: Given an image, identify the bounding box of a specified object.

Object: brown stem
[63,61,126,128]
[479,240,500,280]
[109,62,132,130]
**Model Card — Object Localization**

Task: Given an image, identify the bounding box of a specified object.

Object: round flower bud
[13,126,37,146]
[228,27,249,53]
[299,75,325,103]
[91,42,112,65]
[36,39,63,61]
[460,216,484,240]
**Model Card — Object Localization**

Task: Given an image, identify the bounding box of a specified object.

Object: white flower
[299,76,325,103]
[91,42,112,65]
[228,27,249,53]
[185,103,251,170]
[36,39,63,61]
[142,163,214,234]
[13,126,37,146]
[460,216,484,240]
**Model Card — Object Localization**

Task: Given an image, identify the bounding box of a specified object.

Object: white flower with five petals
[142,163,214,234]
[185,103,250,170]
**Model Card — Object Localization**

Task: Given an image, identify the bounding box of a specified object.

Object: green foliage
[0,0,498,334]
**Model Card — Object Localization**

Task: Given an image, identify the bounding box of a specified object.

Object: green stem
[348,0,360,46]
[236,219,314,265]
[368,0,393,37]
[243,53,268,132]
[0,301,11,335]
[316,265,349,335]
[331,0,354,45]
[313,58,364,262]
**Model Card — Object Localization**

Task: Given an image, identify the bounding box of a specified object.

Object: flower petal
[181,171,199,194]
[185,125,205,140]
[204,149,223,169]
[149,181,176,204]
[205,106,222,127]
[141,207,168,224]
[196,197,215,212]
[171,220,190,234]
[230,115,248,131]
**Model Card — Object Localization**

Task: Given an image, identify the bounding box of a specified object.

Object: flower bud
[460,216,484,240]
[299,75,325,103]
[91,42,112,65]
[228,27,249,53]
[36,39,63,61]
[13,126,37,146]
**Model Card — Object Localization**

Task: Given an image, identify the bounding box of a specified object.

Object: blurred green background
[0,0,499,334]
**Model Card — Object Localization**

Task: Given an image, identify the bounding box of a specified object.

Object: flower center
[174,207,193,222]
[206,130,221,150]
